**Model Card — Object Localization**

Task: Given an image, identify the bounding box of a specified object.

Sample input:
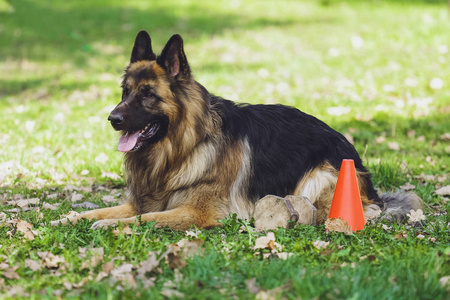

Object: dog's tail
[377,192,423,222]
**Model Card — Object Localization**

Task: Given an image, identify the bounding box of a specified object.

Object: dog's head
[108,31,192,153]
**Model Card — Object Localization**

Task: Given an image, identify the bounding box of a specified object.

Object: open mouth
[118,122,160,152]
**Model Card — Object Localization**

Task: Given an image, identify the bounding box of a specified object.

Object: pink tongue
[118,131,140,152]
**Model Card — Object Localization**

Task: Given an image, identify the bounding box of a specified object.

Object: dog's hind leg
[51,202,137,226]
[293,162,379,223]
[293,163,339,223]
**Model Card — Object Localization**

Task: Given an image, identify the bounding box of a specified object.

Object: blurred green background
[0,0,449,189]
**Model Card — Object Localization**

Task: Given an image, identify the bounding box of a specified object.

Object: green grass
[1,0,449,299]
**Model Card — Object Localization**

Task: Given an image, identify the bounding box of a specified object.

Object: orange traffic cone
[328,159,365,231]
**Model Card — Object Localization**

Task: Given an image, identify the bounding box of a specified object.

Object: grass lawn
[0,0,449,299]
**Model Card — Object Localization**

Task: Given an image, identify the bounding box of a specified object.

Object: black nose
[108,113,124,126]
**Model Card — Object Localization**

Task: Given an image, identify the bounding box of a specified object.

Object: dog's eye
[144,91,157,100]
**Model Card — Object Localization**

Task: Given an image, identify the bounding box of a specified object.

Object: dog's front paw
[91,219,119,230]
[51,211,82,226]
[51,219,66,226]
[51,217,75,226]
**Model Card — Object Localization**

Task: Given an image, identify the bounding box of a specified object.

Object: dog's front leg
[51,202,137,226]
[91,205,220,230]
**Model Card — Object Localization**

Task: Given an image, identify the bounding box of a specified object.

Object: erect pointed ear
[157,34,190,78]
[130,30,156,63]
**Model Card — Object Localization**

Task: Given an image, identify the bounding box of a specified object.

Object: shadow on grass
[1,0,309,63]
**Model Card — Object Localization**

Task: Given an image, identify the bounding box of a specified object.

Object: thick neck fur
[123,80,221,208]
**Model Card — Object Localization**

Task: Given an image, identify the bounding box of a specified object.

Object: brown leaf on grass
[96,261,114,282]
[24,259,42,271]
[37,251,66,269]
[63,184,80,192]
[406,209,426,223]
[435,185,450,196]
[101,171,121,180]
[101,195,117,205]
[110,263,136,288]
[245,278,260,294]
[160,289,184,298]
[440,133,450,141]
[71,202,99,209]
[439,275,450,289]
[42,202,59,210]
[136,252,159,277]
[16,220,35,240]
[375,135,386,144]
[388,142,400,151]
[400,182,415,191]
[7,198,40,209]
[112,225,134,236]
[325,218,353,235]
[254,232,282,252]
[135,252,160,288]
[79,247,104,270]
[414,173,436,182]
[70,192,83,202]
[394,231,407,239]
[166,239,204,270]
[313,240,330,250]
[256,286,285,300]
[0,212,7,223]
[2,267,20,279]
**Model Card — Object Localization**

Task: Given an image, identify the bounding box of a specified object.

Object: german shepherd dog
[52,31,421,230]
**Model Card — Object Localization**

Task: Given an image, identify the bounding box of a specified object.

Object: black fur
[209,96,381,204]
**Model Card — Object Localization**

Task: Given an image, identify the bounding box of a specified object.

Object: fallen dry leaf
[110,263,136,287]
[70,192,83,202]
[406,209,426,223]
[24,259,42,271]
[256,286,285,300]
[2,267,20,279]
[414,173,436,182]
[102,261,115,274]
[185,230,199,238]
[101,171,121,180]
[37,251,66,269]
[313,240,330,250]
[440,133,450,141]
[400,182,415,191]
[42,202,59,210]
[160,289,184,298]
[101,195,117,204]
[16,220,35,240]
[394,231,407,239]
[0,212,7,223]
[63,184,80,192]
[112,225,134,236]
[375,136,386,144]
[136,252,159,277]
[7,198,40,209]
[388,142,400,151]
[435,185,450,196]
[71,202,99,209]
[79,247,104,270]
[165,239,204,270]
[245,278,260,294]
[439,275,450,289]
[254,232,282,252]
[325,218,353,234]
